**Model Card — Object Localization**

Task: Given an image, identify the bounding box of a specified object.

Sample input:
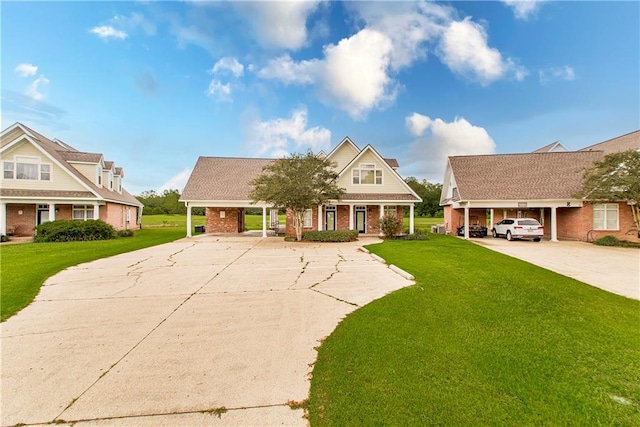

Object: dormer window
[97,165,102,185]
[352,163,382,185]
[109,171,113,190]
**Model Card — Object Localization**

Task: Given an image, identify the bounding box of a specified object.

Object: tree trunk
[294,210,304,241]
[630,203,640,233]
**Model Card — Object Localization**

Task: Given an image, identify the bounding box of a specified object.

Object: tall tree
[405,177,443,217]
[578,150,640,233]
[249,151,345,241]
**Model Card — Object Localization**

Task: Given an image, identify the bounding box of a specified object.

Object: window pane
[40,164,51,181]
[3,162,14,179]
[375,170,382,184]
[303,209,312,227]
[16,163,38,180]
[352,170,359,185]
[73,209,85,220]
[361,170,374,184]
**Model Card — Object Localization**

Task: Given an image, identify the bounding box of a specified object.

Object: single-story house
[0,123,143,236]
[440,130,640,241]
[179,137,422,237]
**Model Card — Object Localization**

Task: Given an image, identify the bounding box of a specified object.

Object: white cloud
[407,115,495,182]
[247,107,331,157]
[110,12,156,36]
[90,25,128,40]
[233,1,322,50]
[539,65,576,85]
[438,17,521,85]
[210,57,244,78]
[258,54,317,85]
[406,112,432,137]
[159,167,192,193]
[26,75,50,101]
[502,0,545,20]
[14,63,38,77]
[205,80,232,102]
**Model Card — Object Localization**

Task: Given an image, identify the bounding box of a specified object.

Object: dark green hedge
[34,219,117,242]
[302,230,359,242]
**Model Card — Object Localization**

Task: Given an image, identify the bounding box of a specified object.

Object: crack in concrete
[53,239,263,423]
[30,402,303,426]
[307,252,358,306]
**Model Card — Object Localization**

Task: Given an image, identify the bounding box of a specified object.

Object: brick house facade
[0,123,143,237]
[180,137,421,237]
[440,130,639,242]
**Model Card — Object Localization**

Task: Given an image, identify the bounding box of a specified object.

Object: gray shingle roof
[579,130,640,154]
[342,193,420,202]
[181,157,275,201]
[59,151,103,163]
[0,189,96,198]
[450,151,604,201]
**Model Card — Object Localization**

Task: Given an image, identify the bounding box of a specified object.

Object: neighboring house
[0,123,143,237]
[180,137,421,237]
[440,130,640,241]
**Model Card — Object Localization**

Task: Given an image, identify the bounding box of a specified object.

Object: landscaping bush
[302,230,359,242]
[34,219,116,242]
[116,229,135,238]
[594,235,620,246]
[378,214,404,238]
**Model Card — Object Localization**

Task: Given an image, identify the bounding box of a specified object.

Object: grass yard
[308,234,640,425]
[0,227,184,322]
[404,216,442,231]
[141,214,206,228]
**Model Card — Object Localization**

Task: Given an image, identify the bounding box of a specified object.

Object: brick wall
[6,204,36,236]
[206,207,243,233]
[336,205,350,230]
[285,208,319,237]
[100,203,140,230]
[558,203,639,242]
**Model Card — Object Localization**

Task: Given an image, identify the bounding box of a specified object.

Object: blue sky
[2,1,638,195]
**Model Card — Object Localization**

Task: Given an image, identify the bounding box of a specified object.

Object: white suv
[492,218,543,242]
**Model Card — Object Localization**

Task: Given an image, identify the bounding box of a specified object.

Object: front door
[326,210,336,231]
[356,210,366,233]
[237,209,245,232]
[37,205,50,225]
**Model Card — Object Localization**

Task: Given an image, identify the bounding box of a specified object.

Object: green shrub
[378,215,404,238]
[594,235,620,246]
[117,229,135,238]
[34,219,116,242]
[302,230,359,242]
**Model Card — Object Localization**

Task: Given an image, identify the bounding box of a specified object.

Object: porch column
[186,204,192,237]
[409,204,415,234]
[0,202,6,235]
[262,206,267,238]
[379,204,384,236]
[49,203,56,222]
[93,203,100,220]
[490,209,494,227]
[349,204,354,230]
[550,207,558,242]
[464,205,470,239]
[318,205,323,231]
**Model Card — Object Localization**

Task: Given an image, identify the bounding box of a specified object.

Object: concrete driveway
[1,236,413,426]
[471,237,639,300]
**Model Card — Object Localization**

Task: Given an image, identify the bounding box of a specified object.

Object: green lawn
[0,227,185,322]
[308,234,640,425]
[404,216,442,231]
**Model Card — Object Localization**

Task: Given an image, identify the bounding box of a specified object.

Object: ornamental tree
[249,151,345,241]
[578,149,640,234]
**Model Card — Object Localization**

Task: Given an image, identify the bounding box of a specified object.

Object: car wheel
[533,238,541,242]
[506,231,513,241]
[492,229,498,238]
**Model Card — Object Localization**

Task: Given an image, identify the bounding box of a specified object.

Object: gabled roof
[181,157,274,201]
[533,141,570,153]
[0,122,142,207]
[447,151,603,201]
[339,144,422,201]
[579,130,640,154]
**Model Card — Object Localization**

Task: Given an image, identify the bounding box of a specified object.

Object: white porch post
[318,205,323,231]
[349,204,354,230]
[262,206,267,238]
[0,202,6,235]
[49,203,56,222]
[186,204,192,237]
[93,203,100,220]
[490,209,494,228]
[464,205,470,239]
[550,206,558,242]
[409,204,415,234]
[379,204,384,236]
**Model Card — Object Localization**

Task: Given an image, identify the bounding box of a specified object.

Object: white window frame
[73,205,95,221]
[97,165,102,186]
[3,156,51,181]
[108,170,114,190]
[593,203,619,230]
[303,209,313,228]
[352,163,383,185]
[384,205,398,217]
